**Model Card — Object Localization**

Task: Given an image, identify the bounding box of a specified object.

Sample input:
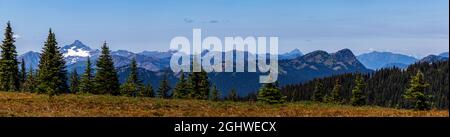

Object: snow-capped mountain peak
[62,40,92,57]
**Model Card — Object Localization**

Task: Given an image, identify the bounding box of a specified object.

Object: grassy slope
[0,91,447,117]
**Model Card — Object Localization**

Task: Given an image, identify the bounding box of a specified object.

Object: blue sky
[0,0,448,58]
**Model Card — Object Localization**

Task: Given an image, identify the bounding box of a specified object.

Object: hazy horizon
[1,0,448,58]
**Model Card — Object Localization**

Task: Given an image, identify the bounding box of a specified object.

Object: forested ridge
[282,61,449,109]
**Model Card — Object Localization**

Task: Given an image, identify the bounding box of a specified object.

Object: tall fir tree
[19,58,26,91]
[185,57,211,100]
[173,71,189,99]
[69,69,80,94]
[79,57,94,94]
[312,80,325,102]
[257,82,286,104]
[187,69,210,100]
[22,67,36,92]
[403,71,432,110]
[120,58,142,96]
[0,21,20,91]
[36,29,68,96]
[351,74,366,106]
[94,42,120,95]
[157,72,171,99]
[127,58,140,84]
[210,85,220,101]
[327,79,342,103]
[198,70,211,99]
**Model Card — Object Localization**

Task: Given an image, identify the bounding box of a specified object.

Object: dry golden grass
[0,91,447,117]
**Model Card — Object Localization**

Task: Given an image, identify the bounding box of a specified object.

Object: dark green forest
[281,61,449,109]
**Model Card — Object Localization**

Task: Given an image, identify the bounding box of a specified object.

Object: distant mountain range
[18,40,304,71]
[19,40,173,72]
[113,48,372,96]
[278,49,303,60]
[357,51,449,70]
[419,55,449,63]
[439,52,449,58]
[19,51,40,70]
[357,51,418,70]
[18,40,448,96]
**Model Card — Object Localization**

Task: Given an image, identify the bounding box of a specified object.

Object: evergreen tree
[312,81,325,102]
[403,71,432,110]
[173,71,189,99]
[351,74,366,106]
[327,79,342,103]
[198,70,210,99]
[210,85,220,101]
[141,83,154,97]
[186,72,197,99]
[0,21,20,91]
[187,69,210,100]
[36,29,68,96]
[228,88,239,102]
[94,42,120,95]
[121,82,139,97]
[19,58,26,91]
[127,58,140,84]
[69,69,80,94]
[157,72,171,99]
[22,67,36,92]
[79,57,94,94]
[184,57,211,100]
[257,82,286,104]
[120,58,142,96]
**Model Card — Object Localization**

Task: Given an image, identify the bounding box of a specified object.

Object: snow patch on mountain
[64,46,90,57]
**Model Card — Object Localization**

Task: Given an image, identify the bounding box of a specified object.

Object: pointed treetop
[100,41,111,55]
[102,41,109,50]
[5,21,12,30]
[3,21,14,42]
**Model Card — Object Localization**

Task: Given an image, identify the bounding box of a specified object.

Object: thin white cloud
[184,18,194,23]
[209,20,219,23]
[184,18,226,24]
[13,34,21,39]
